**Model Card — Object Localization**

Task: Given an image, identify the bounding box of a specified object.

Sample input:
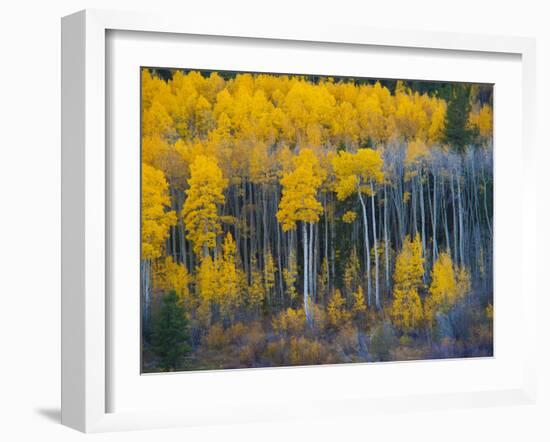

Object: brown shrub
[205,323,229,350]
[271,308,306,337]
[389,345,428,362]
[334,324,359,355]
[288,336,329,366]
[237,321,266,366]
[310,303,327,336]
[263,339,287,366]
[227,322,247,345]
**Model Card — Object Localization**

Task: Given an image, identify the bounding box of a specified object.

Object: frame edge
[61,9,86,432]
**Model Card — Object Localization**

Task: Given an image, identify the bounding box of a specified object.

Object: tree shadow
[35,407,61,423]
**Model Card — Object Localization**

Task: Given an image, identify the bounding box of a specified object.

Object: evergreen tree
[151,291,192,371]
[444,84,473,152]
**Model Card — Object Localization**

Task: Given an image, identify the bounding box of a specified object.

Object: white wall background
[0,1,547,441]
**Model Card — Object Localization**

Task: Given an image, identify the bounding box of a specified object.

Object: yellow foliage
[283,249,298,302]
[205,324,229,349]
[182,155,227,256]
[391,233,425,332]
[263,250,277,301]
[142,135,169,167]
[343,248,361,296]
[391,288,423,333]
[341,210,357,224]
[469,104,493,141]
[405,138,429,167]
[288,336,326,366]
[317,257,329,302]
[424,252,469,325]
[327,289,351,329]
[154,257,192,308]
[218,233,242,321]
[248,259,266,313]
[248,266,265,312]
[332,148,384,201]
[393,233,424,292]
[195,255,219,326]
[141,164,176,260]
[351,286,367,319]
[276,148,324,231]
[271,307,306,337]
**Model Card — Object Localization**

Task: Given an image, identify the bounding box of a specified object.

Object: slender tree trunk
[384,184,390,292]
[432,171,438,265]
[309,222,314,302]
[450,171,458,265]
[418,166,427,282]
[412,176,417,236]
[142,259,151,330]
[302,222,310,323]
[330,201,335,286]
[313,222,318,302]
[242,182,249,280]
[457,171,465,268]
[443,191,451,253]
[370,182,380,310]
[358,191,372,306]
[276,216,284,302]
[324,194,330,294]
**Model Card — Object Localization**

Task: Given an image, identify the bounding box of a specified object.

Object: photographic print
[141,68,493,373]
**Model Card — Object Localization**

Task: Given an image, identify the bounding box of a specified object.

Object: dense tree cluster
[141,69,493,372]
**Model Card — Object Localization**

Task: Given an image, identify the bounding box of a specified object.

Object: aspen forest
[141,68,493,372]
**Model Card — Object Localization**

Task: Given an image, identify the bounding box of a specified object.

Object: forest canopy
[141,68,493,372]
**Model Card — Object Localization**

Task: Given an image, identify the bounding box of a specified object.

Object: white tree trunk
[142,259,151,329]
[457,173,465,268]
[358,192,372,306]
[384,184,390,291]
[302,222,310,323]
[419,167,427,282]
[370,182,380,310]
[432,172,438,265]
[309,222,314,302]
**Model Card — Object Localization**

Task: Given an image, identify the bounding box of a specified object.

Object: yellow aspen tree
[332,148,384,309]
[327,289,350,330]
[182,155,227,258]
[248,261,265,315]
[341,210,357,224]
[351,286,367,321]
[155,256,192,310]
[283,249,298,304]
[425,252,458,326]
[427,100,447,143]
[263,250,277,306]
[195,255,219,327]
[218,232,242,322]
[141,164,177,326]
[194,95,215,139]
[317,257,329,304]
[468,104,493,143]
[343,248,360,299]
[277,148,324,323]
[142,135,169,167]
[142,164,177,260]
[143,98,172,138]
[390,233,425,333]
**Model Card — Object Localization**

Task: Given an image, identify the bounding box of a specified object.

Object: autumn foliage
[141,69,493,372]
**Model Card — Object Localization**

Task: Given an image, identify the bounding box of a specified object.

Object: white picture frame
[61,9,537,433]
